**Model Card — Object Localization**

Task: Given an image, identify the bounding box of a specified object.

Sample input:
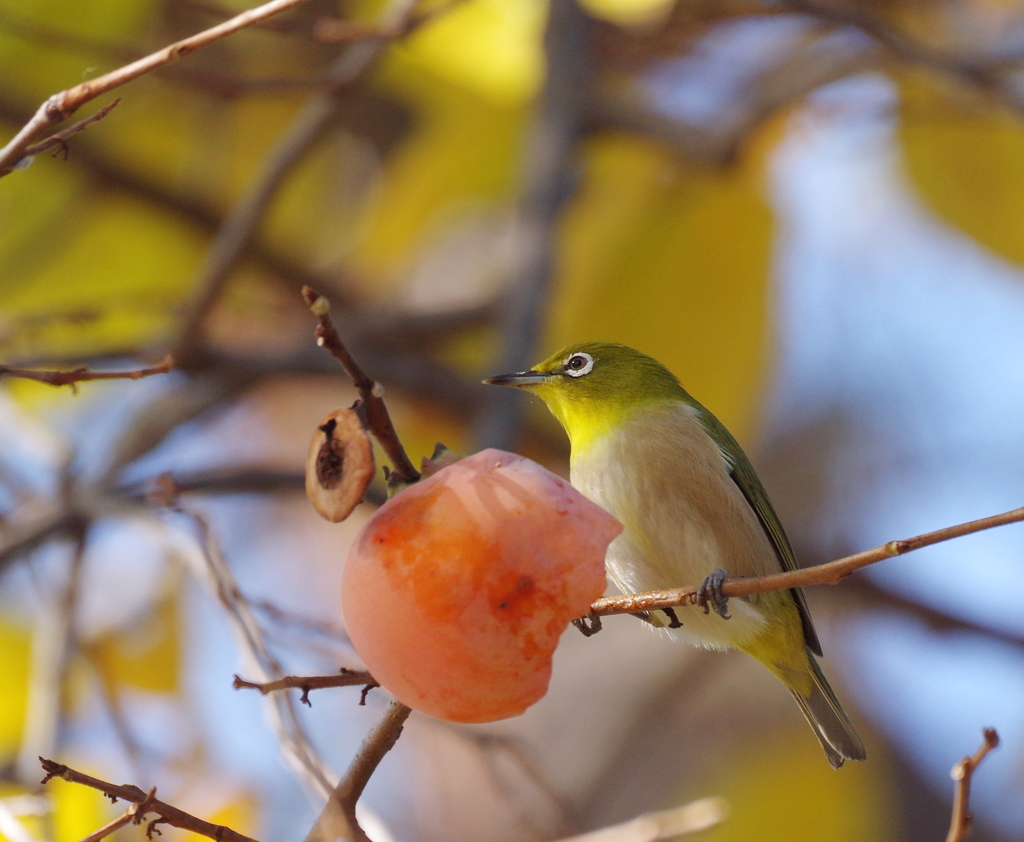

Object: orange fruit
[342,449,621,723]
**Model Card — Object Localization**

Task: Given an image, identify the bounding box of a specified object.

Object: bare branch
[233,669,377,707]
[303,699,411,842]
[946,728,999,842]
[0,0,318,175]
[39,758,258,842]
[0,355,173,392]
[171,0,459,360]
[302,287,420,486]
[591,506,1024,617]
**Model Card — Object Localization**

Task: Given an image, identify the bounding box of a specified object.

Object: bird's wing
[697,407,823,657]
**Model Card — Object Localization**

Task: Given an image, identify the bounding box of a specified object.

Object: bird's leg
[695,569,731,620]
[661,607,683,628]
[572,610,602,637]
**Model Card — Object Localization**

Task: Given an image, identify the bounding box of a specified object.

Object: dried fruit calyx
[306,407,375,522]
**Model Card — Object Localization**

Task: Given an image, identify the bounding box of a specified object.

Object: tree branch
[233,669,378,707]
[946,728,999,842]
[0,355,173,392]
[303,699,412,842]
[590,505,1024,617]
[0,0,318,175]
[39,758,259,842]
[302,286,420,486]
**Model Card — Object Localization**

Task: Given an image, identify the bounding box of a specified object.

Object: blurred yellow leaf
[547,128,777,440]
[699,728,896,842]
[579,0,674,26]
[0,191,206,359]
[397,0,546,107]
[350,67,527,292]
[900,72,1024,267]
[180,790,260,842]
[0,618,31,763]
[51,777,111,842]
[88,588,181,696]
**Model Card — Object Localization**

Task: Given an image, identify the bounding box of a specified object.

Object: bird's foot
[572,611,602,637]
[696,569,731,619]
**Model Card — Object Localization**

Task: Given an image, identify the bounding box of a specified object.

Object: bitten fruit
[342,448,621,723]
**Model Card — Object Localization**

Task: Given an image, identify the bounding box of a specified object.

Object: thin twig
[0,355,173,392]
[21,99,121,159]
[303,699,412,842]
[946,728,999,842]
[39,759,259,842]
[302,287,420,485]
[553,797,728,842]
[590,506,1024,617]
[233,670,377,707]
[0,0,318,175]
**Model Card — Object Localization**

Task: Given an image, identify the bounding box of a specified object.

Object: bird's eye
[563,352,594,378]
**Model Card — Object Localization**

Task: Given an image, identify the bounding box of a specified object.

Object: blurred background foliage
[2,0,1024,840]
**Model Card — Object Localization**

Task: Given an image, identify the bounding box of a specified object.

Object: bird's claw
[696,568,731,619]
[572,611,602,637]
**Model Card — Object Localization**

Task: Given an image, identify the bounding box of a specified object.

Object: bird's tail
[789,655,866,769]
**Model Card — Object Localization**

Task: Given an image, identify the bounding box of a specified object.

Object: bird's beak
[482,370,552,389]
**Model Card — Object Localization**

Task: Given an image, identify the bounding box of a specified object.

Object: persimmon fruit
[342,449,621,723]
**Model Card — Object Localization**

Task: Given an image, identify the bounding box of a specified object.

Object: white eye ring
[563,352,594,377]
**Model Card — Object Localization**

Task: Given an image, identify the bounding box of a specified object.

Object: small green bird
[485,341,865,768]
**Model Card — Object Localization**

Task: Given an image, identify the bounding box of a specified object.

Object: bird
[484,341,865,768]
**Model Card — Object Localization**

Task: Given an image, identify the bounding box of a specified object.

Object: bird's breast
[569,402,782,649]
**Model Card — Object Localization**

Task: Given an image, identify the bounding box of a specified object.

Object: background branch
[553,797,727,842]
[171,0,445,360]
[0,355,172,390]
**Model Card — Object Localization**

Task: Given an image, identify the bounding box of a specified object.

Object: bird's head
[484,342,686,448]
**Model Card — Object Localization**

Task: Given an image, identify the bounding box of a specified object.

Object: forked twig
[40,758,258,842]
[946,728,999,842]
[0,0,317,174]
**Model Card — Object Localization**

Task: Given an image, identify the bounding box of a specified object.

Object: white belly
[570,404,781,650]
